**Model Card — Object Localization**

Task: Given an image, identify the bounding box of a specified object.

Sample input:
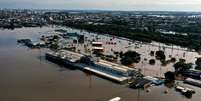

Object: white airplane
[109,97,121,101]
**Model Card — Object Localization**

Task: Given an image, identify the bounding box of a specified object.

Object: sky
[1,0,201,11]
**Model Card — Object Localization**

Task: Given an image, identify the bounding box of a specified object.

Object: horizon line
[1,8,201,13]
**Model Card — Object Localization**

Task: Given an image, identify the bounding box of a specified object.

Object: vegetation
[120,51,141,66]
[49,35,60,50]
[149,59,156,65]
[161,58,176,66]
[179,58,186,63]
[119,51,124,58]
[164,71,176,88]
[164,71,175,82]
[173,61,192,73]
[50,42,59,50]
[150,51,155,56]
[155,50,166,61]
[195,57,201,70]
[161,60,169,66]
[195,66,201,70]
[183,91,193,98]
[55,29,67,33]
[195,57,201,67]
[170,57,176,62]
[63,21,158,43]
[63,21,201,52]
[79,56,94,65]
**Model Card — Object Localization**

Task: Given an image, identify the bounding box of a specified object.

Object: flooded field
[53,26,201,77]
[0,26,201,101]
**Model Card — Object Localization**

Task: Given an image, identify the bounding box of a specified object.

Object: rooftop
[92,42,103,45]
[97,59,135,73]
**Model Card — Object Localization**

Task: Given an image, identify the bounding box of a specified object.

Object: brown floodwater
[0,26,200,101]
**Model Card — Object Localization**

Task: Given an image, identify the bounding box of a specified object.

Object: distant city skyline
[1,0,201,11]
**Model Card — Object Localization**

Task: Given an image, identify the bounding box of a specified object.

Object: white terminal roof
[92,47,104,50]
[48,50,136,73]
[60,50,84,60]
[84,67,128,82]
[48,50,84,62]
[97,59,135,73]
[92,42,103,44]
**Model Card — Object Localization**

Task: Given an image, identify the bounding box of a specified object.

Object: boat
[109,97,121,101]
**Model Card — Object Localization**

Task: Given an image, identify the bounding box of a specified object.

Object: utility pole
[137,88,140,101]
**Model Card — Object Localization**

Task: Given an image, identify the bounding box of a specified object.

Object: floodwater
[59,26,201,77]
[0,26,200,101]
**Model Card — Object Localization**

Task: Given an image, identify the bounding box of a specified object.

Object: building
[92,42,104,53]
[45,50,141,83]
[184,78,201,87]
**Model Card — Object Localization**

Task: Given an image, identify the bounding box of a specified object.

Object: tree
[120,51,141,66]
[194,57,201,70]
[183,91,193,98]
[50,42,59,50]
[53,35,59,40]
[195,57,201,67]
[79,56,94,65]
[164,71,175,82]
[195,66,201,70]
[155,50,166,60]
[179,58,186,63]
[164,71,175,88]
[149,59,156,65]
[170,57,176,62]
[161,60,168,66]
[119,51,123,58]
[150,51,155,56]
[173,61,192,73]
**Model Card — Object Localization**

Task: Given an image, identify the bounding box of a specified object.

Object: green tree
[164,71,175,82]
[50,43,59,50]
[195,57,201,70]
[173,61,192,73]
[120,51,141,66]
[155,50,166,60]
[149,59,156,65]
[195,57,201,67]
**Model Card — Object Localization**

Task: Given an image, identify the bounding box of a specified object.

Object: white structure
[92,42,104,52]
[109,97,121,101]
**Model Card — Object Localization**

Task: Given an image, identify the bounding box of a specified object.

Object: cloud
[0,0,201,11]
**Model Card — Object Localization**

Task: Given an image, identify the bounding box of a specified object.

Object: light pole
[137,88,140,101]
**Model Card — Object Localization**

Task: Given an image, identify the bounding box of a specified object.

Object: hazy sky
[1,0,201,11]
